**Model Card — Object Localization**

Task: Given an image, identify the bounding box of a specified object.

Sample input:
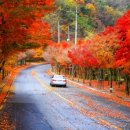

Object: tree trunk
[77,66,80,82]
[83,67,85,83]
[125,74,129,96]
[72,65,76,80]
[0,60,6,80]
[88,68,92,86]
[109,68,113,93]
[2,69,5,80]
[58,64,61,74]
[97,69,103,89]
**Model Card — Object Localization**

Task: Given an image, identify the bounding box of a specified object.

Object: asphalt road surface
[0,64,130,130]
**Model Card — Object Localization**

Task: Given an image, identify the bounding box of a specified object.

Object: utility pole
[67,25,70,42]
[75,6,78,45]
[58,20,60,44]
[72,6,78,80]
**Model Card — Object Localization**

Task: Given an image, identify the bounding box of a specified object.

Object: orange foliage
[0,0,55,67]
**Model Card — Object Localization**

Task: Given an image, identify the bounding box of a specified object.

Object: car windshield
[53,75,65,79]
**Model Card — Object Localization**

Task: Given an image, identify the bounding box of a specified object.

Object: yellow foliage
[88,32,119,68]
[65,0,85,5]
[86,3,96,12]
[64,0,76,6]
[105,6,114,14]
[85,31,94,39]
[79,13,83,16]
[6,56,17,66]
[61,25,67,32]
[34,48,43,58]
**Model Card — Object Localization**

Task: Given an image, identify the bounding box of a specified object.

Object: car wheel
[50,83,53,87]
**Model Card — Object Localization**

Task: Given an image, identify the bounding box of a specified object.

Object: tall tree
[0,0,54,75]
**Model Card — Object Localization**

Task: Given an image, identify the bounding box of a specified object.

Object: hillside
[103,0,130,10]
[44,0,130,41]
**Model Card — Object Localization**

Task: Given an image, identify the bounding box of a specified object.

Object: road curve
[0,64,130,130]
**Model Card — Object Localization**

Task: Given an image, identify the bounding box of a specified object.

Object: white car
[50,74,67,87]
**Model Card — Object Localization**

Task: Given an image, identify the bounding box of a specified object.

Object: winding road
[0,64,130,130]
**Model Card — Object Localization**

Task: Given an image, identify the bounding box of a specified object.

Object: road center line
[31,70,122,130]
